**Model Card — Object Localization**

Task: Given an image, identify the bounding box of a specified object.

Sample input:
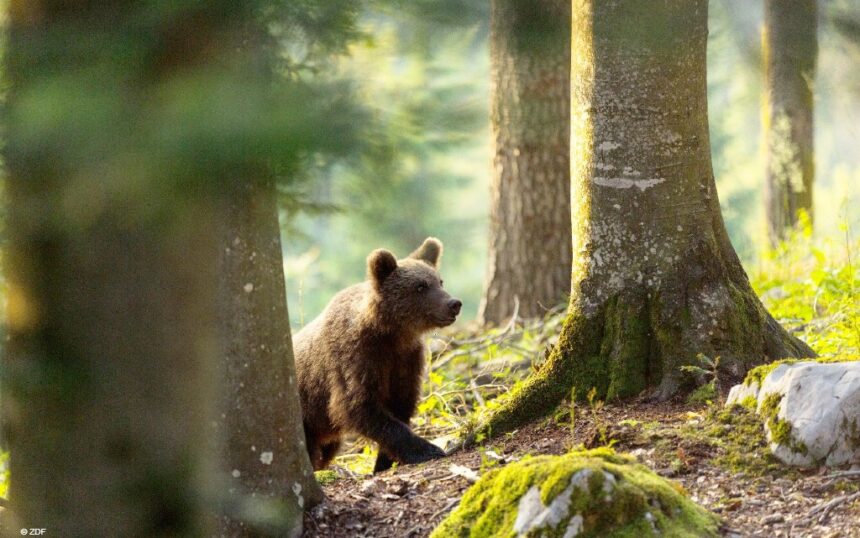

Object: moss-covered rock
[431,448,719,538]
[726,359,860,467]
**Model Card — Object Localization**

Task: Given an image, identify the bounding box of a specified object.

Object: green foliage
[680,354,720,405]
[283,7,489,323]
[313,469,339,486]
[586,388,616,449]
[0,451,8,501]
[751,216,860,358]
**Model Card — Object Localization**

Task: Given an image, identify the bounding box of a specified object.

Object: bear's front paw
[401,440,446,465]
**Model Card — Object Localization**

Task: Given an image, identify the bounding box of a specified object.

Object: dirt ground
[303,400,860,538]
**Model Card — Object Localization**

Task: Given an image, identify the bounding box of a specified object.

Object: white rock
[725,380,759,406]
[513,469,593,536]
[563,515,584,538]
[726,361,860,467]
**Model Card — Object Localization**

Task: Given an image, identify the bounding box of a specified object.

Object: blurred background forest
[281,0,860,325]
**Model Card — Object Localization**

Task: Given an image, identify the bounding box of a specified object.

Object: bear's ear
[367,249,398,286]
[408,237,443,268]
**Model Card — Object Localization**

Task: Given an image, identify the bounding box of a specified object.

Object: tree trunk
[479,0,815,437]
[1,3,260,536]
[763,0,817,246]
[478,0,572,326]
[2,189,220,537]
[215,178,323,537]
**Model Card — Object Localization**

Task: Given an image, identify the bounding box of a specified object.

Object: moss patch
[431,448,719,538]
[759,392,808,456]
[686,381,716,405]
[743,356,859,387]
[706,404,792,477]
[314,470,339,486]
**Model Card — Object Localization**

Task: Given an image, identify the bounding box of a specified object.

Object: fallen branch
[808,491,860,523]
[429,497,459,521]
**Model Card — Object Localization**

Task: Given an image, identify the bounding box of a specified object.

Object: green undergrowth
[314,469,339,486]
[752,216,860,358]
[431,447,719,538]
[613,405,794,480]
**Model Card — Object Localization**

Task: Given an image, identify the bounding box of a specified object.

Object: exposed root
[474,270,815,441]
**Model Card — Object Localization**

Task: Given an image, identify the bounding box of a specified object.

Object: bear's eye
[440,279,444,287]
[416,283,428,293]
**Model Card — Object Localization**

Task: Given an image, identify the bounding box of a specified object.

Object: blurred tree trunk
[215,178,323,537]
[2,187,220,537]
[763,0,817,246]
[478,0,572,326]
[479,0,815,437]
[1,2,256,536]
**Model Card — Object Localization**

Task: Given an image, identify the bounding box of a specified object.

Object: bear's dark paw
[400,441,446,465]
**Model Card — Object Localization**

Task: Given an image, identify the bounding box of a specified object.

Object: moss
[604,294,651,401]
[473,311,605,440]
[431,448,719,538]
[686,381,715,405]
[739,395,757,410]
[743,360,798,387]
[759,392,808,456]
[744,356,859,387]
[705,405,793,477]
[314,470,338,486]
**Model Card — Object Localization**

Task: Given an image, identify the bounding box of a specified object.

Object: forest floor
[304,236,860,537]
[303,399,860,538]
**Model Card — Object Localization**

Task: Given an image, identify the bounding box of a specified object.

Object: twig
[821,470,860,480]
[429,498,459,521]
[470,379,486,408]
[432,298,522,370]
[808,491,860,522]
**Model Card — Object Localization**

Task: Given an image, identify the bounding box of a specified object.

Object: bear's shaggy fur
[294,237,462,472]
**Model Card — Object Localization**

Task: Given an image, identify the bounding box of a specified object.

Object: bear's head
[366,237,462,331]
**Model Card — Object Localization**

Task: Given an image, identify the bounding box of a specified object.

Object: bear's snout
[447,298,462,316]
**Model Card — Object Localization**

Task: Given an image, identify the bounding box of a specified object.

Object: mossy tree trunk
[479,0,815,437]
[763,0,817,246]
[215,178,323,536]
[478,0,572,326]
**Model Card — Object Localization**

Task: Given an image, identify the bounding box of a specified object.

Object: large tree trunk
[2,3,262,536]
[215,178,323,537]
[478,0,572,326]
[763,0,817,246]
[479,0,815,437]
[2,188,220,537]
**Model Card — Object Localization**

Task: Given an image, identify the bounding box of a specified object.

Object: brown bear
[293,237,461,473]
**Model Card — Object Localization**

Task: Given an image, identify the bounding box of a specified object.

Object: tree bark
[478,0,572,326]
[2,189,220,538]
[215,178,323,537]
[763,0,817,246]
[479,0,815,437]
[1,3,259,536]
